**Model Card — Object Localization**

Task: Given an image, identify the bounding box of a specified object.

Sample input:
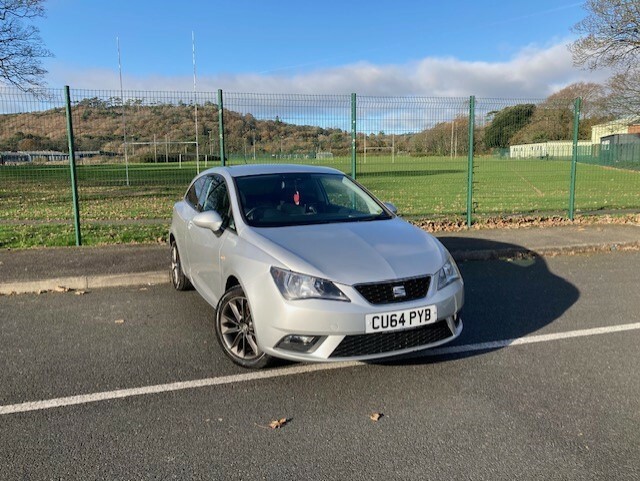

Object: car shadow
[372,237,581,366]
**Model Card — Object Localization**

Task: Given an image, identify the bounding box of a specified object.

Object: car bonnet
[242,217,445,286]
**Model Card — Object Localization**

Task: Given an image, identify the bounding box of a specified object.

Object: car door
[175,175,209,276]
[185,174,234,305]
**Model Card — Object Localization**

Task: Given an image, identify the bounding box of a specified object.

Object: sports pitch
[1,155,638,247]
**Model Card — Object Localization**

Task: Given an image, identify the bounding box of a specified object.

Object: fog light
[276,335,321,353]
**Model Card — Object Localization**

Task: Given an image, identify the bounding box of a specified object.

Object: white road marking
[2,322,639,416]
[0,362,363,416]
[423,322,640,356]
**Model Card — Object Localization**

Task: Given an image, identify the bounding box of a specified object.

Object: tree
[570,0,640,70]
[484,104,536,149]
[511,83,608,143]
[605,70,640,117]
[0,0,52,91]
[570,1,640,117]
[411,116,469,156]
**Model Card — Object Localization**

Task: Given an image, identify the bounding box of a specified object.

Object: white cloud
[46,39,611,99]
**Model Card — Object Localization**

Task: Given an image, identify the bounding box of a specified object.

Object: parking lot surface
[1,251,639,480]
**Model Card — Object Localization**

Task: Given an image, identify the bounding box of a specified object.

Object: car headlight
[436,255,461,290]
[270,267,349,302]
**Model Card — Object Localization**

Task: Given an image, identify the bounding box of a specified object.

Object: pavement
[0,224,638,295]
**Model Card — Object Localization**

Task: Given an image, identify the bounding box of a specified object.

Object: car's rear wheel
[215,286,272,369]
[170,240,191,291]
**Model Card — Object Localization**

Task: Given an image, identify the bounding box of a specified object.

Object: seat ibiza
[170,164,464,368]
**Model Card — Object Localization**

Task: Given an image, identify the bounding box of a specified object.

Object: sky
[34,0,610,98]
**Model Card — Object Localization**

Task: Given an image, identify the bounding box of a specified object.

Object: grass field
[1,155,638,248]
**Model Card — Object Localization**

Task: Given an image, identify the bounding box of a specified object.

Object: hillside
[0,100,359,160]
[0,86,605,161]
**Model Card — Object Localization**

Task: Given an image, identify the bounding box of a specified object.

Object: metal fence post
[64,85,82,246]
[466,95,476,228]
[351,93,357,179]
[568,97,582,221]
[218,89,226,166]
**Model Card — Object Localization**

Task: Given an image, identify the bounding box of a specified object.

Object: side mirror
[384,202,398,215]
[192,210,224,233]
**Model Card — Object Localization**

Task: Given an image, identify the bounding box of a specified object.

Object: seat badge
[392,285,406,298]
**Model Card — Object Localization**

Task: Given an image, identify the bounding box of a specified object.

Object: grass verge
[0,222,169,248]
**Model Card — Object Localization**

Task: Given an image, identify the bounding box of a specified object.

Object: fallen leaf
[139,287,148,291]
[54,286,70,293]
[75,290,87,296]
[369,412,383,422]
[269,418,288,429]
[114,319,125,324]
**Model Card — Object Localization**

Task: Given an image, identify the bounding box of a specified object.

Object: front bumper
[246,272,464,363]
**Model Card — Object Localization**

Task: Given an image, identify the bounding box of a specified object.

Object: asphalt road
[1,252,639,480]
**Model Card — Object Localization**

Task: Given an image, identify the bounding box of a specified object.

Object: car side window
[186,177,211,211]
[201,175,222,212]
[202,175,235,231]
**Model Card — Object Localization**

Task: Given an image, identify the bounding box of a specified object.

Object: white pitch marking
[2,322,639,416]
[506,163,545,197]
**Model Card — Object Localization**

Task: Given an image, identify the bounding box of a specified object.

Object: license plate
[365,305,437,334]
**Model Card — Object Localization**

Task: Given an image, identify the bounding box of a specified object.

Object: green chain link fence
[356,96,471,221]
[0,88,74,246]
[473,97,581,218]
[1,87,638,247]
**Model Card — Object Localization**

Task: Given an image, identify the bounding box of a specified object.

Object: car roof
[201,164,345,178]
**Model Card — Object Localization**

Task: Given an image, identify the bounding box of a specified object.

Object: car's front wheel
[215,286,272,369]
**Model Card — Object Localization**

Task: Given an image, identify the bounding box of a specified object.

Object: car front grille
[354,275,430,305]
[329,320,453,358]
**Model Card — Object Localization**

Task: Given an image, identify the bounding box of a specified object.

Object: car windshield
[235,172,392,227]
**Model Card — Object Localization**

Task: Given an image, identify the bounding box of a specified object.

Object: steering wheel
[245,207,263,220]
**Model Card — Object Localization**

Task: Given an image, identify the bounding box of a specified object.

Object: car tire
[215,286,272,369]
[170,240,191,291]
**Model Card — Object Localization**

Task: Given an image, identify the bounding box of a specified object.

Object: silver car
[170,164,464,368]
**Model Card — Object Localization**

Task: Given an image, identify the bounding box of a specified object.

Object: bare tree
[571,1,640,117]
[605,70,640,117]
[0,0,52,91]
[571,0,640,70]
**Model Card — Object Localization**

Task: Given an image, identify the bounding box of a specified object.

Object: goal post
[363,146,395,164]
[363,133,396,164]
[316,151,334,160]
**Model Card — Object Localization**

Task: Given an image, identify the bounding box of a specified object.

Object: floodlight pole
[392,133,395,164]
[451,121,454,159]
[364,133,367,164]
[117,36,130,186]
[192,31,200,174]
